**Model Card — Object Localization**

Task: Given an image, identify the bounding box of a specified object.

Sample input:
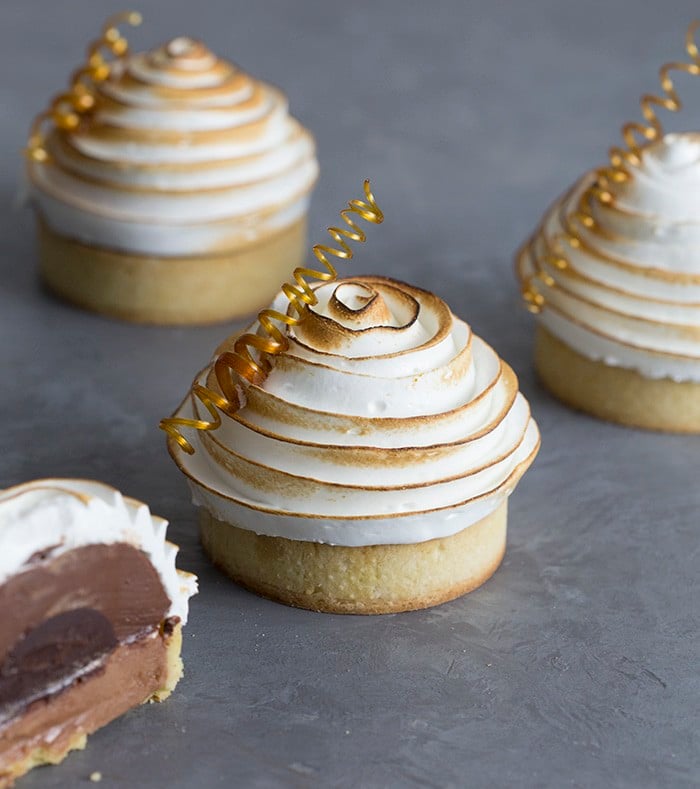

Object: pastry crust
[0,624,183,788]
[535,325,700,433]
[37,218,307,325]
[199,503,508,614]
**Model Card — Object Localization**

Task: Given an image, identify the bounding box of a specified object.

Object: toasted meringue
[27,34,318,324]
[168,276,540,613]
[517,133,700,432]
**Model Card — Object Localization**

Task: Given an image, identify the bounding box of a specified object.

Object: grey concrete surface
[1,1,699,787]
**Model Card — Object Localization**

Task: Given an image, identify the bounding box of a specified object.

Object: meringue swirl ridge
[517,20,700,381]
[26,11,142,163]
[170,277,540,546]
[27,26,318,257]
[160,180,384,454]
[596,20,700,196]
[518,133,700,382]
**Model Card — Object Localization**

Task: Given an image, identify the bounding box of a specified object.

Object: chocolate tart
[0,480,196,786]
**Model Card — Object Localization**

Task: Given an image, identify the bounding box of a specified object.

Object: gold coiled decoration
[25,11,142,162]
[519,227,573,314]
[520,20,700,313]
[593,19,700,200]
[160,179,384,455]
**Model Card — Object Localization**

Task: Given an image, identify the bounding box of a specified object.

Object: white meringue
[27,37,318,257]
[170,277,540,546]
[0,479,197,623]
[518,133,700,382]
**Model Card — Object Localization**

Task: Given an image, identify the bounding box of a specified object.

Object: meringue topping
[0,480,197,623]
[293,280,425,356]
[328,282,395,326]
[518,132,700,382]
[27,37,318,256]
[170,277,540,546]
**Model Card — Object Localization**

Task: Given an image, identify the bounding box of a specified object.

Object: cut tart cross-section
[0,479,197,787]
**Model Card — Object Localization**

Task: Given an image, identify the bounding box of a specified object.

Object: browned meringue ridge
[171,276,540,546]
[28,34,318,259]
[516,133,700,383]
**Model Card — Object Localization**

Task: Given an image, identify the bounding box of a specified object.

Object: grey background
[1,1,699,787]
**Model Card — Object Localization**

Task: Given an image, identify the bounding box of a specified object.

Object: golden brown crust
[199,504,508,614]
[535,325,700,433]
[37,217,307,325]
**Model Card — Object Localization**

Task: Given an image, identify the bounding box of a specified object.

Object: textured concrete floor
[1,1,699,787]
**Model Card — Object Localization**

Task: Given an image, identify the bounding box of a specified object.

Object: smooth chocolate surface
[0,543,169,660]
[0,609,116,721]
[0,543,170,727]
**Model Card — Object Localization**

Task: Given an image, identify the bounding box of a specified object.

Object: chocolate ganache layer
[0,543,170,726]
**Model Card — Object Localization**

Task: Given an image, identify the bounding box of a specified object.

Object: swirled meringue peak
[170,277,540,547]
[518,132,700,382]
[28,36,318,256]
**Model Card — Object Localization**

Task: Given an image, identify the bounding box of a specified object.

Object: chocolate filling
[0,543,171,727]
[0,609,117,722]
[0,628,175,784]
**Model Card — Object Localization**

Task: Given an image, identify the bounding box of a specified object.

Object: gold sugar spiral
[520,20,700,313]
[594,20,700,201]
[25,11,142,162]
[160,180,384,455]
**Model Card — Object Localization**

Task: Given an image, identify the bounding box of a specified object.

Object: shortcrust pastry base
[37,218,307,325]
[199,503,507,614]
[535,325,700,433]
[0,624,183,788]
